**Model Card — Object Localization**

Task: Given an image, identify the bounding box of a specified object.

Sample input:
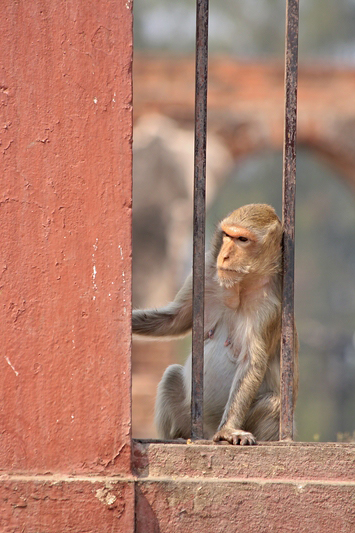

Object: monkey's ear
[263,219,283,244]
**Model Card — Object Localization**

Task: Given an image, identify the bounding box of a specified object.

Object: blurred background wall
[132,0,355,442]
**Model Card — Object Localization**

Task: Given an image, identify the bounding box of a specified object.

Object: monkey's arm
[213,339,269,445]
[132,273,193,338]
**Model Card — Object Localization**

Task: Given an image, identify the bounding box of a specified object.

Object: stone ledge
[133,439,355,482]
[134,440,355,533]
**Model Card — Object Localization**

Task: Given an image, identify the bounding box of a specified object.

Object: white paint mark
[112,92,116,103]
[93,97,98,104]
[125,0,132,9]
[5,356,19,376]
[92,239,99,300]
[118,245,127,315]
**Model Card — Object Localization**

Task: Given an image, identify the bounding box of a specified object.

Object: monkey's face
[216,226,259,287]
[216,204,282,288]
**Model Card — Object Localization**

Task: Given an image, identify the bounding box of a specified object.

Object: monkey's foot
[213,428,257,445]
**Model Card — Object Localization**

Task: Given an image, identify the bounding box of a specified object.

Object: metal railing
[191,0,299,441]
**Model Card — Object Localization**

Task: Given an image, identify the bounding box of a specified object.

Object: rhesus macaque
[132,204,298,445]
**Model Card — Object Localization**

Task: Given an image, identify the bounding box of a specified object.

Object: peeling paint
[95,484,117,508]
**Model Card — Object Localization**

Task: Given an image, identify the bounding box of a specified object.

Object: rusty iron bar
[191,0,209,440]
[280,0,299,441]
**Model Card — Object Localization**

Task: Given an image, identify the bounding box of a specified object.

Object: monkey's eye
[237,236,249,242]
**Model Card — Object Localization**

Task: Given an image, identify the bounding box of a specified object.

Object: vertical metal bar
[281,0,299,441]
[191,0,209,440]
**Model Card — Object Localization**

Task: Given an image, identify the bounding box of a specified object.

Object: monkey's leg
[155,364,191,440]
[244,393,280,442]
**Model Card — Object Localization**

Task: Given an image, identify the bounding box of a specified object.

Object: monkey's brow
[220,223,256,241]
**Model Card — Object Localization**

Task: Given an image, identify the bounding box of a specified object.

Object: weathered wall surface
[0,1,133,530]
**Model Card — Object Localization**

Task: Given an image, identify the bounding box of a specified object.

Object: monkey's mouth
[218,267,236,274]
[217,267,238,283]
[217,266,246,287]
[217,269,239,289]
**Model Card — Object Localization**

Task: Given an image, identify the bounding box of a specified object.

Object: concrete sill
[133,439,355,482]
[133,440,355,532]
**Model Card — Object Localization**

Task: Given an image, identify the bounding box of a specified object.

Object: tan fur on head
[216,204,282,288]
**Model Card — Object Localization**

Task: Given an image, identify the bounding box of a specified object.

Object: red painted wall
[0,0,132,480]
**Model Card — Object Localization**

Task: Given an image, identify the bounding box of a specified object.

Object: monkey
[132,203,299,445]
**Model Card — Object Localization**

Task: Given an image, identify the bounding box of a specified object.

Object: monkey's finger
[212,431,231,444]
[240,434,257,445]
[214,428,257,446]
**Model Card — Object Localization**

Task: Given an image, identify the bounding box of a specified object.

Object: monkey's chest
[204,318,250,365]
[202,325,250,411]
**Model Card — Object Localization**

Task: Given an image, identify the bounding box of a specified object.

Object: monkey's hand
[213,427,257,446]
